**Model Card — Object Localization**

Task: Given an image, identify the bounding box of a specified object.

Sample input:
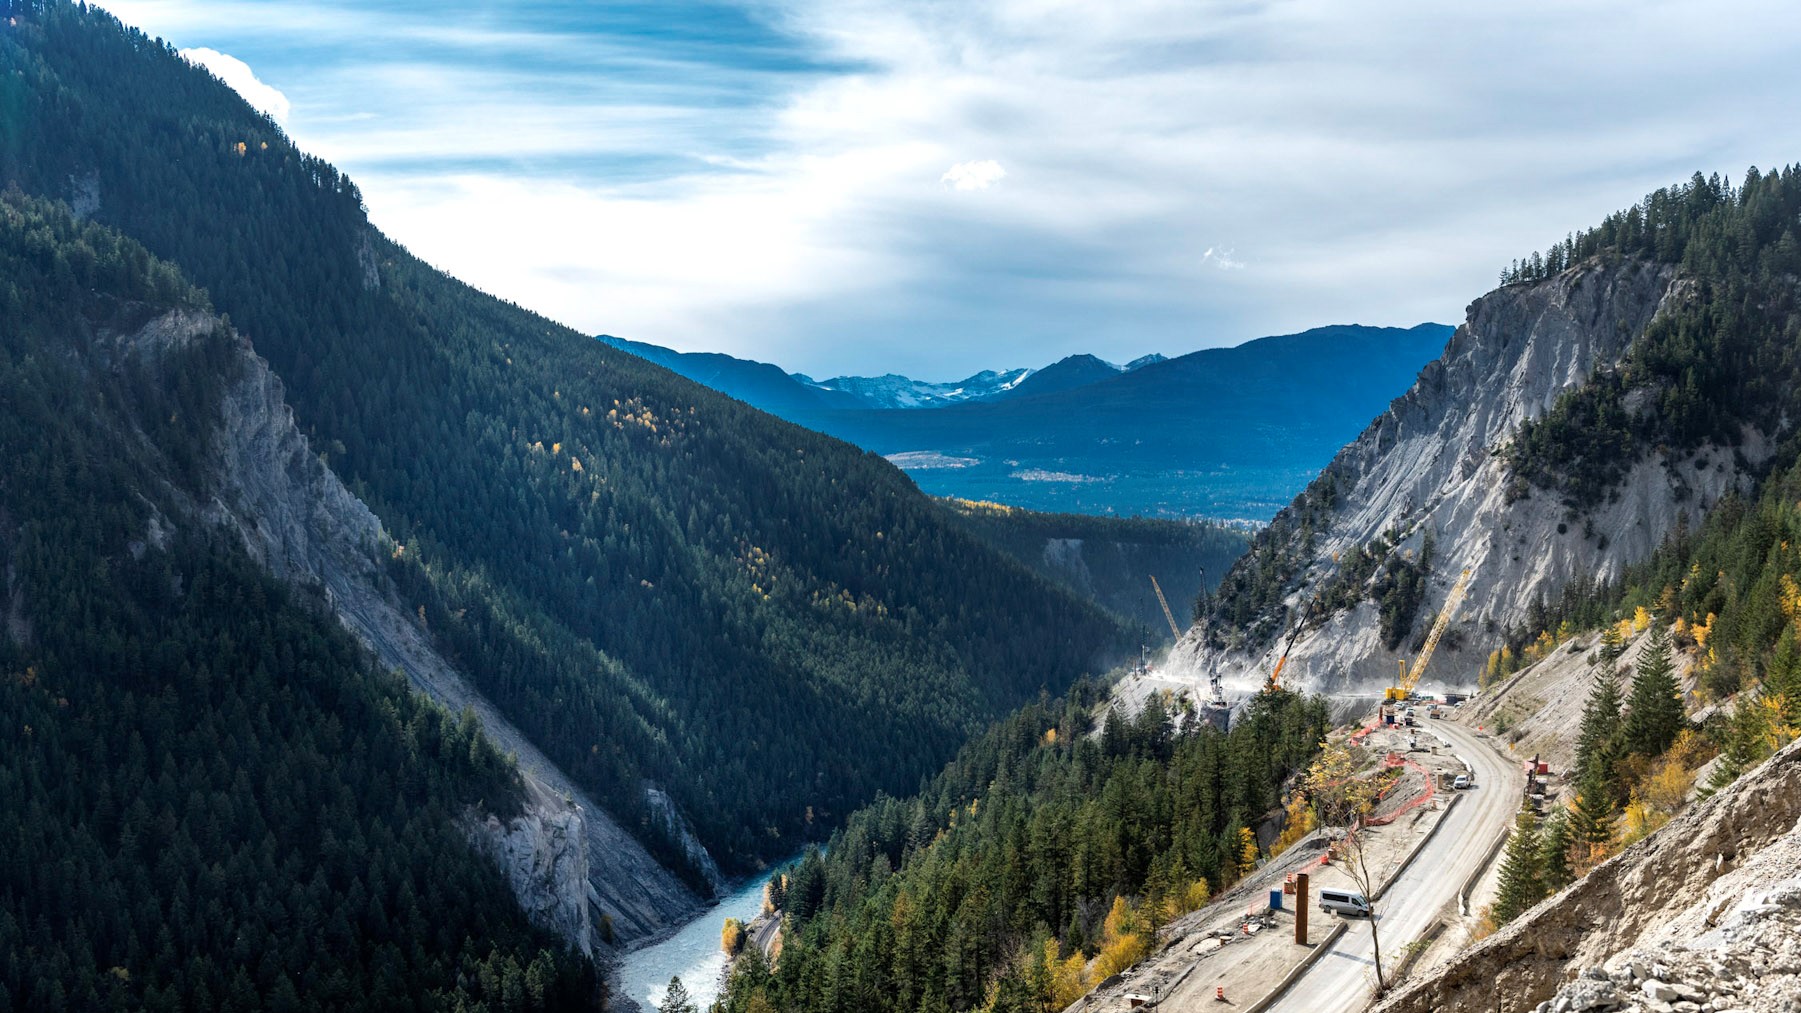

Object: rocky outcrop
[1040,538,1097,599]
[1534,830,1801,1013]
[1173,258,1767,695]
[645,787,727,895]
[1375,737,1801,1013]
[110,309,712,950]
[466,778,595,958]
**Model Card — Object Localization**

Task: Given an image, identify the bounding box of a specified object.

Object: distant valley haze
[599,323,1453,518]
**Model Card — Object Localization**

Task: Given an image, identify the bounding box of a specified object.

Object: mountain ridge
[0,190,603,1010]
[796,323,1454,518]
[1182,168,1801,698]
[597,323,1452,517]
[2,0,1133,946]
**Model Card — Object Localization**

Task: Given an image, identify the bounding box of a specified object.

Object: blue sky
[102,0,1801,378]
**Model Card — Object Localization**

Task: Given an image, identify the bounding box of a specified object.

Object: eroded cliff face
[465,779,595,958]
[1172,258,1767,696]
[112,309,712,951]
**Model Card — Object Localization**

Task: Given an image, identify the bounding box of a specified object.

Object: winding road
[1265,717,1524,1013]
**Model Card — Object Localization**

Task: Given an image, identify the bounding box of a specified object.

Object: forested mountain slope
[0,193,599,1011]
[937,500,1248,636]
[715,686,1328,1013]
[1182,168,1801,696]
[0,0,1130,912]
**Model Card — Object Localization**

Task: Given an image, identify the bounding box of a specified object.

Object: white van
[1319,889,1372,917]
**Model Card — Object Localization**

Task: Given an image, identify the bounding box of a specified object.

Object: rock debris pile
[1535,836,1801,1013]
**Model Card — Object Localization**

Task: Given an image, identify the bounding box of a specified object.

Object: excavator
[1265,594,1320,693]
[1149,573,1233,731]
[1386,566,1474,709]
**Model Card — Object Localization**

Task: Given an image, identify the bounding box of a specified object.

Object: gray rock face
[115,309,712,950]
[1172,258,1767,696]
[1040,538,1096,598]
[645,787,727,895]
[466,779,595,957]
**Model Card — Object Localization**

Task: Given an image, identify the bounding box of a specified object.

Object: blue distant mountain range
[599,323,1453,519]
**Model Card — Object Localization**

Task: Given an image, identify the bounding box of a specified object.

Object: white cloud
[940,159,1006,191]
[102,0,1801,378]
[1202,247,1244,271]
[179,47,290,124]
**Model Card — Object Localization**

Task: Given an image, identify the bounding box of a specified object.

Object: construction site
[1065,712,1501,1013]
[1074,568,1551,1013]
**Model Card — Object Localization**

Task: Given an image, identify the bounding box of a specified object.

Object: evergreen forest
[0,193,598,1011]
[716,686,1329,1013]
[0,0,1133,878]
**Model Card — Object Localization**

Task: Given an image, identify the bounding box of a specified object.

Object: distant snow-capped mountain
[793,368,1034,409]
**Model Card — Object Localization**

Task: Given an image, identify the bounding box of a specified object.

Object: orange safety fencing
[1362,758,1436,827]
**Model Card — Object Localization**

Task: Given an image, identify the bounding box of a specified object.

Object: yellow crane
[1388,566,1473,701]
[1149,575,1183,641]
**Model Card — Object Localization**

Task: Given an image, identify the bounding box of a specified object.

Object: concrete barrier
[1456,814,1512,916]
[1387,918,1448,987]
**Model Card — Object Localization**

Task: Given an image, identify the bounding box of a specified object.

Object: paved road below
[1265,718,1523,1013]
[749,911,780,961]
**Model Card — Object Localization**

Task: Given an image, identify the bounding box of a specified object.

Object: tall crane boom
[1149,575,1183,641]
[1266,594,1322,692]
[1394,567,1473,699]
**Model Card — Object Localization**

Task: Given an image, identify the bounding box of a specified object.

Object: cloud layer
[105,0,1801,377]
[942,160,1006,191]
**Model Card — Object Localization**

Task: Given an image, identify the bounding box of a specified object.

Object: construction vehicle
[1265,593,1324,693]
[1149,574,1234,731]
[1383,567,1473,722]
[1149,574,1183,641]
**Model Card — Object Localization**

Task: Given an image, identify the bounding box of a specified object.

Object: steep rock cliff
[1174,258,1768,695]
[464,778,596,959]
[119,308,712,949]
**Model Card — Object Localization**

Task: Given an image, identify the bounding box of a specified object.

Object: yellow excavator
[1386,566,1473,703]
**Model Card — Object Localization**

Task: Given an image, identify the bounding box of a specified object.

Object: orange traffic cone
[1216,985,1227,1001]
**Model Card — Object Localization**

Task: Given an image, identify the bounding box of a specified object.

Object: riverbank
[616,871,773,1012]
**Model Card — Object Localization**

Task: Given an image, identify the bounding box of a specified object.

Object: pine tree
[1493,803,1546,924]
[1569,764,1617,855]
[1574,668,1624,791]
[1621,624,1686,759]
[1536,806,1574,892]
[660,977,699,1013]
